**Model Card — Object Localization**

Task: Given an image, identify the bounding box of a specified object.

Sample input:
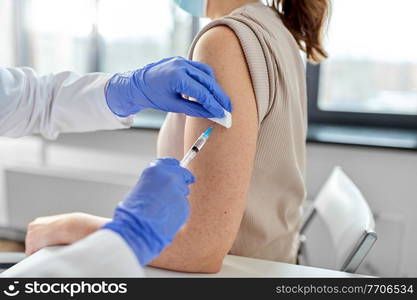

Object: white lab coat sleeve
[0,67,134,139]
[0,230,144,277]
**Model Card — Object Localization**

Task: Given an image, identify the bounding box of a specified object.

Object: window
[17,0,193,74]
[6,0,195,128]
[0,0,13,65]
[25,0,94,74]
[98,0,193,73]
[308,0,417,130]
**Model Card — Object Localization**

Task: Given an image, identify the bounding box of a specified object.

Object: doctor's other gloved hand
[105,56,232,118]
[102,158,195,266]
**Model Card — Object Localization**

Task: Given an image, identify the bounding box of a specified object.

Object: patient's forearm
[151,200,240,273]
[151,185,244,273]
[150,226,226,273]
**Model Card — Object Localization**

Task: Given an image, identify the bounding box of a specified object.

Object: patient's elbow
[151,248,225,273]
[187,255,224,274]
[174,250,225,273]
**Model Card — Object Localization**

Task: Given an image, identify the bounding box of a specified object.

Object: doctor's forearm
[2,230,144,277]
[0,67,132,139]
[37,71,133,138]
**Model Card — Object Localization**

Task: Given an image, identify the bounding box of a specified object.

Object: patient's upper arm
[151,26,258,273]
[185,27,259,259]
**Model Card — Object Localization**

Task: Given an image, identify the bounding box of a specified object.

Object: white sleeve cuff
[1,230,144,278]
[97,74,135,128]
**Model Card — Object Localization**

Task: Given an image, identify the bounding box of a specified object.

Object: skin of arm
[150,26,259,273]
[25,213,110,255]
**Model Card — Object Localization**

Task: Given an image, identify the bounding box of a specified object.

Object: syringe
[180,127,213,168]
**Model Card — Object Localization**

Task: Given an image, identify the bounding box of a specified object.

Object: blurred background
[0,0,416,277]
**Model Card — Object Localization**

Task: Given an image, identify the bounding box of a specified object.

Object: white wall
[0,129,416,276]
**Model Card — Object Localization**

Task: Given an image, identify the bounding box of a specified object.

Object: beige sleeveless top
[157,2,307,263]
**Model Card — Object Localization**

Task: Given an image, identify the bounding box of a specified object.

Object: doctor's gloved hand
[102,158,195,266]
[105,56,232,118]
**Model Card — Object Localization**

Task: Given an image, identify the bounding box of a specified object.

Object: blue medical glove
[102,158,195,266]
[105,56,232,118]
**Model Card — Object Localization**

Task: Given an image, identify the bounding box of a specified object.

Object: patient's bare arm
[25,213,110,255]
[150,26,258,273]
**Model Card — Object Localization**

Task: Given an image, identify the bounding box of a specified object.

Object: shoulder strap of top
[188,15,271,125]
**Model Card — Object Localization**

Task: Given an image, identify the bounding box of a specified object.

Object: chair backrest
[301,167,377,273]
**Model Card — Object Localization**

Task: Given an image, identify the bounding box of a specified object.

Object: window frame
[307,63,417,130]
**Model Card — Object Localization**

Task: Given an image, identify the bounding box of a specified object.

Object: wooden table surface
[0,239,25,252]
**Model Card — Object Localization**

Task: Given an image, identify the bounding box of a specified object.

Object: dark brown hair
[269,0,330,63]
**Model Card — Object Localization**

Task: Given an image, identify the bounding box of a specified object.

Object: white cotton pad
[209,110,232,128]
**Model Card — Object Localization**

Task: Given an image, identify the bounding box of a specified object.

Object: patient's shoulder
[192,25,255,110]
[192,25,244,67]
